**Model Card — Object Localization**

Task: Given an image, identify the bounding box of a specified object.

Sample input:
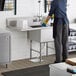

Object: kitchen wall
[0,0,76,61]
[67,0,76,22]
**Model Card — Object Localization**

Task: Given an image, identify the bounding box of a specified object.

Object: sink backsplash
[6,17,46,29]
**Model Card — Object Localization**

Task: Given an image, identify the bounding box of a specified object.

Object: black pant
[53,18,69,62]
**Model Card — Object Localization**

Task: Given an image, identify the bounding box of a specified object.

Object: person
[42,0,69,63]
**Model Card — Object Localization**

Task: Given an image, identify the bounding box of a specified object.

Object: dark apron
[53,17,70,38]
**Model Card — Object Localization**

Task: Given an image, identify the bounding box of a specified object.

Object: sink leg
[30,40,32,59]
[6,64,8,68]
[40,42,42,62]
[46,42,48,56]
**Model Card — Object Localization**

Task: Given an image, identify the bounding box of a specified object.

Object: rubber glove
[41,20,48,27]
[41,22,46,27]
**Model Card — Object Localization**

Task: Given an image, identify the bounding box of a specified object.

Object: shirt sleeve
[48,1,57,16]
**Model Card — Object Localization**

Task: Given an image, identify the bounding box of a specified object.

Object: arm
[42,1,56,27]
[44,16,51,24]
[42,16,51,27]
[44,1,56,24]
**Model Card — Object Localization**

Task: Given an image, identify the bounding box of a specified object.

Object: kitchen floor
[0,52,76,76]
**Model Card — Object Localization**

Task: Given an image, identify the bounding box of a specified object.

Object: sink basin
[30,25,42,28]
[32,21,41,26]
[28,27,53,42]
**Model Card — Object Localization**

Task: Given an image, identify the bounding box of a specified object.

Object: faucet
[32,0,43,22]
[33,15,42,22]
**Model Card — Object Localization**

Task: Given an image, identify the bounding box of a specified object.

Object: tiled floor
[0,52,76,76]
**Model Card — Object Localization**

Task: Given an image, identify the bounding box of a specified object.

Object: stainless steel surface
[46,42,48,56]
[0,30,11,65]
[30,40,32,59]
[28,28,54,62]
[30,40,43,62]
